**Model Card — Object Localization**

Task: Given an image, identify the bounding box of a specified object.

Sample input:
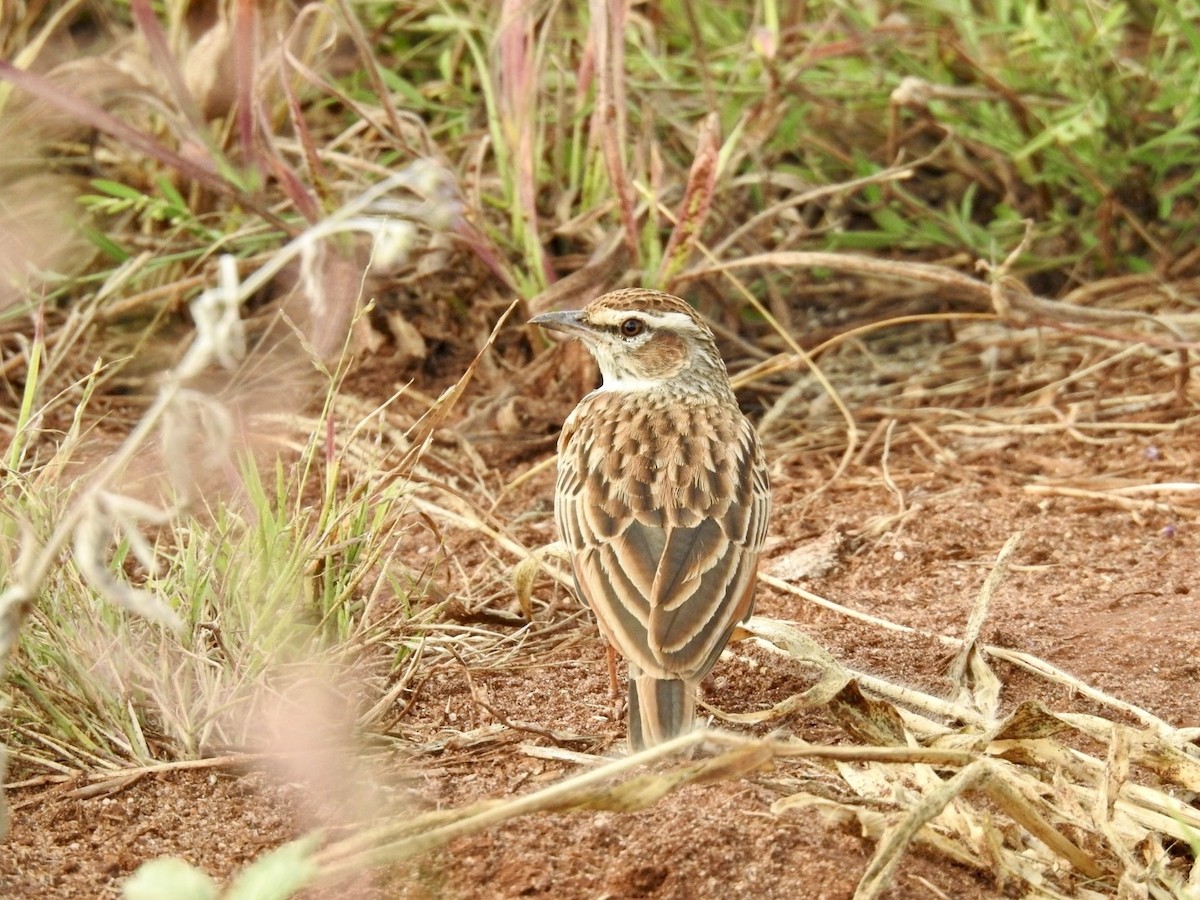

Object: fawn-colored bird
[531,289,770,749]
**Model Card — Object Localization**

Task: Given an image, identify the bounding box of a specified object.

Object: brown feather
[541,290,771,749]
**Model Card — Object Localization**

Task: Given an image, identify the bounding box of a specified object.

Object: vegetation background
[1,1,1199,897]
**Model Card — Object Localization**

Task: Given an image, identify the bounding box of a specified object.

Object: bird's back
[556,389,769,684]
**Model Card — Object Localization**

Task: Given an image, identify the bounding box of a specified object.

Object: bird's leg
[606,642,625,724]
[606,642,619,699]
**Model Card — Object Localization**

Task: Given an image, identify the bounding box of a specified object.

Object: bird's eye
[620,318,645,338]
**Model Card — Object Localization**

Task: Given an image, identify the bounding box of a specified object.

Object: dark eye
[620,318,645,338]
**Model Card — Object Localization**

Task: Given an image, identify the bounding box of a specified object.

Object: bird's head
[529,289,732,396]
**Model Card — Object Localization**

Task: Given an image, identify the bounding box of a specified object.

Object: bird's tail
[627,669,695,751]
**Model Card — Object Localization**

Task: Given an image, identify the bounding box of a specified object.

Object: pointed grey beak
[528,309,590,337]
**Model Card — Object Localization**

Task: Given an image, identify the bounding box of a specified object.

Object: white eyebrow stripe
[648,311,702,331]
[588,309,702,333]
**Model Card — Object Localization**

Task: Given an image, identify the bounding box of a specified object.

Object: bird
[530,288,770,750]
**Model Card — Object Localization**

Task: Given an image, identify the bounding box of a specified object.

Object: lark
[531,289,771,750]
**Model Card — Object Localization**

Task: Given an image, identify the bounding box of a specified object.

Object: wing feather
[555,393,771,684]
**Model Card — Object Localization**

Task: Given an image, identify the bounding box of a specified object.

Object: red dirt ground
[3,323,1198,899]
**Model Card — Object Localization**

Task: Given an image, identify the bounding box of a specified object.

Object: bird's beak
[528,309,591,338]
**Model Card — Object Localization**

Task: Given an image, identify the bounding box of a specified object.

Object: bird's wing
[558,401,770,682]
[645,416,769,678]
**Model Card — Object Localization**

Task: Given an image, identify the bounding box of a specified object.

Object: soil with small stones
[4,333,1199,900]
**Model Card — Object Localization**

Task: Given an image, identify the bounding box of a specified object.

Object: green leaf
[155,174,189,216]
[870,205,911,237]
[122,858,219,900]
[225,835,321,900]
[379,70,425,106]
[81,226,131,262]
[90,179,147,201]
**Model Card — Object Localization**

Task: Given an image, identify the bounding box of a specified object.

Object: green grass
[3,381,416,772]
[4,0,1197,315]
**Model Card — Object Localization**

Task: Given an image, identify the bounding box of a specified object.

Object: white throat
[594,375,660,393]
